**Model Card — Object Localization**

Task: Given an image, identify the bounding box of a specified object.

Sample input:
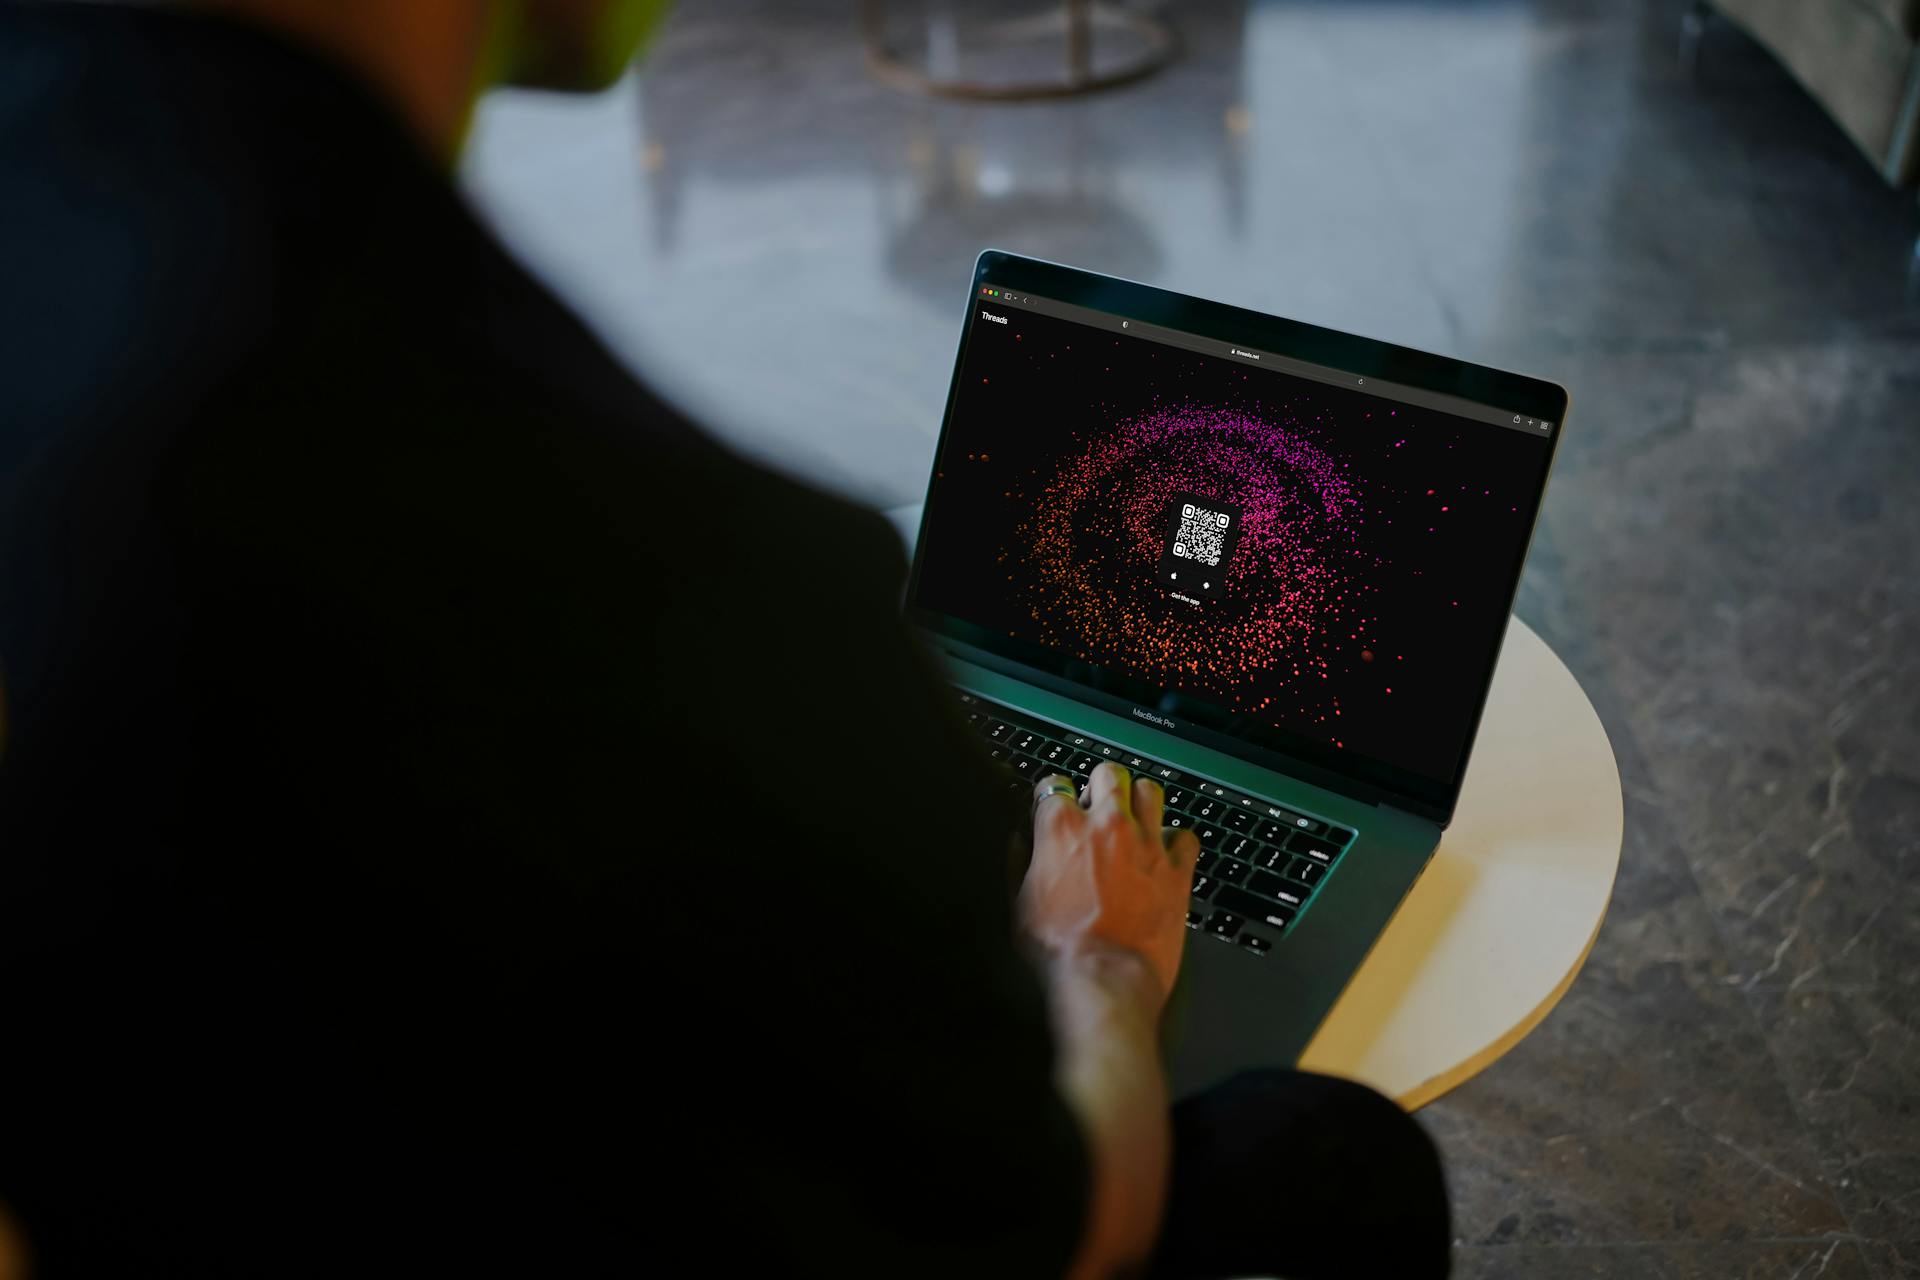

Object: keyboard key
[1039,741,1073,765]
[1163,787,1193,811]
[1264,806,1322,835]
[1247,871,1305,908]
[1206,909,1244,940]
[984,720,1013,742]
[1010,755,1043,779]
[1254,844,1288,872]
[1328,825,1355,846]
[1288,858,1326,887]
[1255,819,1292,844]
[1186,910,1203,931]
[1238,933,1273,955]
[1214,858,1247,883]
[1123,754,1152,770]
[1222,809,1255,833]
[1194,850,1218,875]
[1214,886,1294,931]
[1010,730,1045,754]
[1193,823,1225,849]
[1222,835,1260,863]
[1190,796,1225,822]
[1149,763,1183,784]
[1066,753,1101,774]
[1287,832,1342,862]
[1191,875,1216,901]
[1164,812,1191,831]
[987,746,1009,765]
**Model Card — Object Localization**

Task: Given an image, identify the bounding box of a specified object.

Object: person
[0,2,1451,1276]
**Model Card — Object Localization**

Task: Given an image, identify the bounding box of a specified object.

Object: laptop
[903,250,1567,1097]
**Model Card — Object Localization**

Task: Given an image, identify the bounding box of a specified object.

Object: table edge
[1394,841,1619,1110]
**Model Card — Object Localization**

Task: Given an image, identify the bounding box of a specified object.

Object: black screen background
[915,303,1553,787]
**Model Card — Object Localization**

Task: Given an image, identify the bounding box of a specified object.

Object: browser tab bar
[979,285,1555,437]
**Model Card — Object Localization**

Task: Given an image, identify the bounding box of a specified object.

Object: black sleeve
[164,377,1093,1276]
[640,483,1094,1276]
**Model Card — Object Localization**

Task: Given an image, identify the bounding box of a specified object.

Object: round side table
[886,504,1623,1111]
[1296,615,1621,1108]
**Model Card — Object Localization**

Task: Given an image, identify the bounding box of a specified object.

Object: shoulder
[0,3,912,653]
[0,7,380,454]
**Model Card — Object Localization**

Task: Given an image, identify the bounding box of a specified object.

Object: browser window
[915,288,1555,787]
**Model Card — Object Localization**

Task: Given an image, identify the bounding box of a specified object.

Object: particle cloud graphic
[1012,403,1383,734]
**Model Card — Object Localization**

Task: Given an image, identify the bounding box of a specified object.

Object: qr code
[1172,503,1231,567]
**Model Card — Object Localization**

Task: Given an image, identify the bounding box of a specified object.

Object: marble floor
[465,1,1920,1275]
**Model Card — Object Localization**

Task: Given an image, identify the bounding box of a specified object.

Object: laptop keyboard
[957,691,1357,955]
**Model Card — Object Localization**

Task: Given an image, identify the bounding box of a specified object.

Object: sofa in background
[1707,0,1920,186]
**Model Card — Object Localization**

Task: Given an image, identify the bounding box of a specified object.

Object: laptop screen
[908,256,1563,819]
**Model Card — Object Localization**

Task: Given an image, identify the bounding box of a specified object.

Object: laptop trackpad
[1165,933,1320,1099]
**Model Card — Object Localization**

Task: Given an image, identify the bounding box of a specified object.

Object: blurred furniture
[860,0,1178,101]
[1694,0,1920,186]
[889,504,1624,1110]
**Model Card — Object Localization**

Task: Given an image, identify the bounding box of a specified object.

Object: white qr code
[1172,502,1231,567]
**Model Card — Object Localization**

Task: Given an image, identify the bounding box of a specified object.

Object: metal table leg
[861,0,1178,101]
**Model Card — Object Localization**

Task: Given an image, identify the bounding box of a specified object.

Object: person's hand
[1018,762,1201,1005]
